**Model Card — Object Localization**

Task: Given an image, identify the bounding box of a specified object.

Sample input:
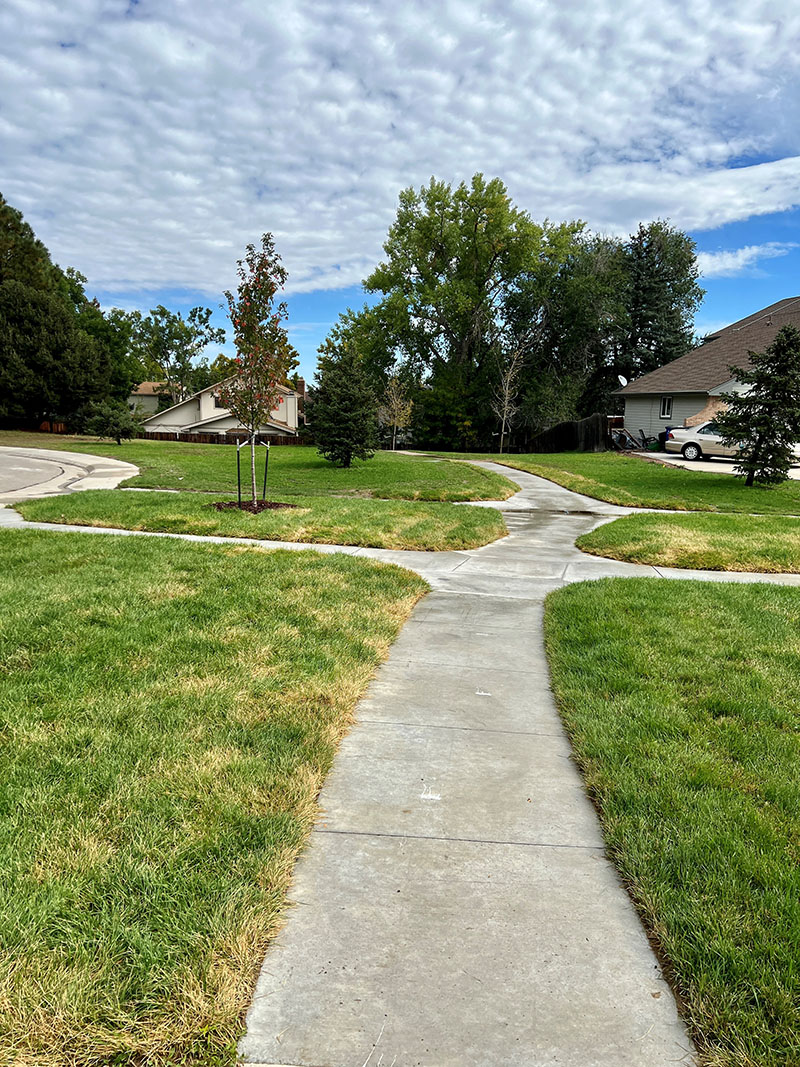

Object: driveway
[643,449,800,478]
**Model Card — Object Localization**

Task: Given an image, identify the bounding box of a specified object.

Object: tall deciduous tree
[364,174,546,447]
[715,325,800,486]
[316,178,704,449]
[218,234,298,503]
[65,269,142,402]
[189,352,237,394]
[132,305,225,406]
[309,344,379,467]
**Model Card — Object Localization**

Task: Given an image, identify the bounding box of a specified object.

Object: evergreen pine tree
[309,344,379,467]
[715,324,800,486]
[0,193,138,425]
[623,220,704,377]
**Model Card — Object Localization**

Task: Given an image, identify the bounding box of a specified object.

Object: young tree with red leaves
[218,234,298,504]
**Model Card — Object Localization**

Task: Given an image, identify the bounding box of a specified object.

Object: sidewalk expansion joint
[396,659,553,677]
[357,717,564,738]
[427,587,563,599]
[312,827,605,850]
[448,556,472,571]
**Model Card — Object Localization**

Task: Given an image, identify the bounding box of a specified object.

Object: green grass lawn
[0,529,426,1065]
[577,512,800,573]
[430,449,800,514]
[0,432,516,501]
[545,578,800,1067]
[15,490,506,551]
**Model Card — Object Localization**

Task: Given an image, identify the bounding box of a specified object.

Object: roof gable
[618,296,800,395]
[146,376,300,420]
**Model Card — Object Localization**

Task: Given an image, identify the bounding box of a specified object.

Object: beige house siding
[143,383,298,436]
[129,382,166,416]
[172,414,294,436]
[145,396,201,431]
[623,393,709,437]
[130,393,160,415]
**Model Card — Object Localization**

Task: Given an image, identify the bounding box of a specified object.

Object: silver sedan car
[664,421,738,461]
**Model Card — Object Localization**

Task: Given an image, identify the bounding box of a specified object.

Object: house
[129,381,165,415]
[142,379,302,437]
[616,297,800,437]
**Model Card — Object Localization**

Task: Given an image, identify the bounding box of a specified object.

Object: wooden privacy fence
[527,412,609,453]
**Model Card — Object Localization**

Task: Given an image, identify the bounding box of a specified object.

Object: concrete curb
[0,446,139,503]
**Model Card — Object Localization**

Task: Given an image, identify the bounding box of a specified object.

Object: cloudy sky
[3,0,800,379]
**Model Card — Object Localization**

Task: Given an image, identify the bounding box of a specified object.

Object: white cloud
[696,242,798,277]
[2,0,800,298]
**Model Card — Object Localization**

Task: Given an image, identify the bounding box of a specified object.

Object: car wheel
[682,443,702,461]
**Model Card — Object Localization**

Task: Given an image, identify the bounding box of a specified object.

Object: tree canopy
[131,305,225,408]
[321,175,704,450]
[0,193,142,426]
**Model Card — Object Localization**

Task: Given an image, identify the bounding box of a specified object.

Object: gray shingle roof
[617,296,800,395]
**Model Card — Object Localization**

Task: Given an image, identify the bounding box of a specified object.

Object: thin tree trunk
[746,434,764,487]
[250,434,257,504]
[392,424,397,450]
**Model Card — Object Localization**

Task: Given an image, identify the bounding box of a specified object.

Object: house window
[213,393,225,409]
[660,396,673,419]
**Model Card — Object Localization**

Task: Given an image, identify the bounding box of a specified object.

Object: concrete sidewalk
[236,463,698,1067]
[240,594,692,1066]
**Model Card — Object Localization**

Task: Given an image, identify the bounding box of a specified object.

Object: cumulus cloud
[696,242,798,277]
[2,0,800,298]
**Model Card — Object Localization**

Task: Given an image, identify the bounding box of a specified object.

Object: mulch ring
[210,500,300,513]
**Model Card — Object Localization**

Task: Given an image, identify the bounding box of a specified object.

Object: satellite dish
[617,375,628,387]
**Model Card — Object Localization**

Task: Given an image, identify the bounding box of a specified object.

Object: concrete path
[4,457,795,1066]
[232,465,702,1067]
[0,446,138,503]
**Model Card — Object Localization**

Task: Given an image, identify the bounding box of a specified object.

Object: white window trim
[659,395,673,419]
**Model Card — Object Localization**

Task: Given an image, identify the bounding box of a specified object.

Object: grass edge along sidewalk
[0,529,427,1066]
[429,450,800,515]
[544,577,800,1067]
[577,511,800,573]
[15,489,507,551]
